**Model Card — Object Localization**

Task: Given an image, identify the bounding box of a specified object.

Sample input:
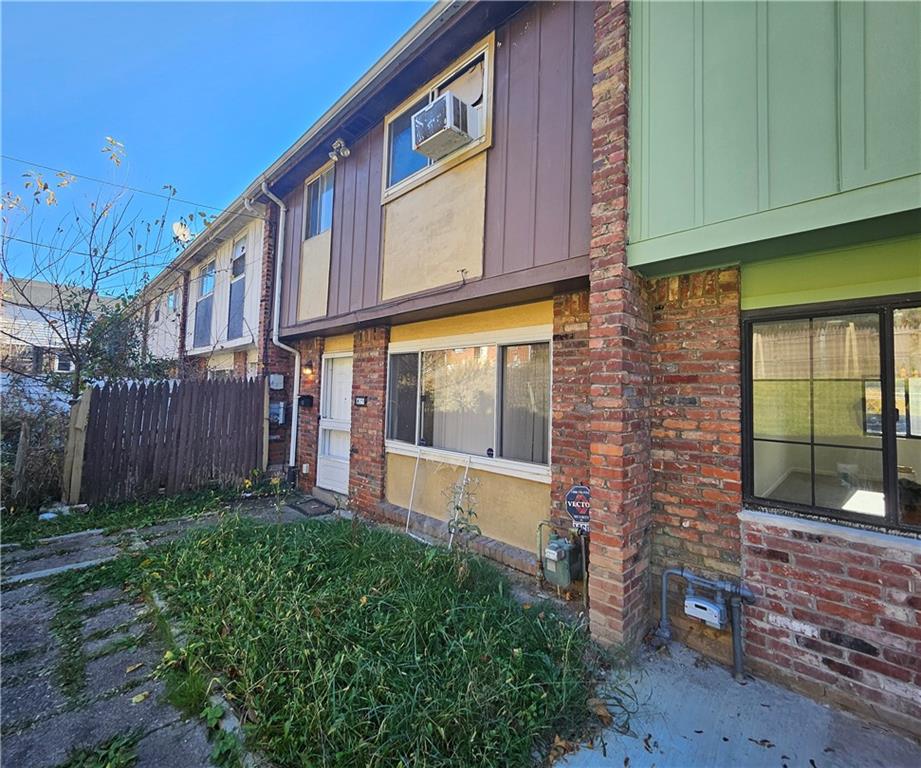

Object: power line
[1,154,265,221]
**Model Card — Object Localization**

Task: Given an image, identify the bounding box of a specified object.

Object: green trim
[628,174,921,268]
[740,235,921,310]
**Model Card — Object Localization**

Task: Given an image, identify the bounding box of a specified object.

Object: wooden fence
[63,377,268,505]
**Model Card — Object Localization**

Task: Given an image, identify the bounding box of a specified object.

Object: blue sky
[2,1,430,289]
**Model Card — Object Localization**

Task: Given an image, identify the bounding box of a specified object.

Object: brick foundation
[588,0,653,650]
[648,267,743,661]
[742,511,921,738]
[551,290,591,531]
[295,337,324,493]
[349,327,389,516]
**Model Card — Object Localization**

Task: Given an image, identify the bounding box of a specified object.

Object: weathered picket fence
[62,377,268,505]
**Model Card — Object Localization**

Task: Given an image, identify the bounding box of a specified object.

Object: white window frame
[381,32,495,204]
[54,352,74,373]
[227,238,247,341]
[198,261,215,298]
[384,325,552,484]
[303,162,335,241]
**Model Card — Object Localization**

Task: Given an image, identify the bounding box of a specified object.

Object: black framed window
[743,294,921,532]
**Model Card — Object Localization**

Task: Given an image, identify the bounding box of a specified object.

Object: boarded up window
[194,294,212,348]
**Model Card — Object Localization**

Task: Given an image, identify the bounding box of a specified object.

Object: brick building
[144,0,921,739]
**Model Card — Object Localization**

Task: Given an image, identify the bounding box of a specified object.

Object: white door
[317,355,352,494]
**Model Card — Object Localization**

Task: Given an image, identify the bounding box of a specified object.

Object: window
[305,166,334,239]
[228,240,246,340]
[387,340,550,465]
[153,303,160,323]
[383,36,491,193]
[744,296,921,531]
[54,352,74,373]
[193,261,215,349]
[166,291,176,313]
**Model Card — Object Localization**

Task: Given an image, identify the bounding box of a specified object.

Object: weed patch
[1,488,236,546]
[143,518,594,767]
[56,732,140,768]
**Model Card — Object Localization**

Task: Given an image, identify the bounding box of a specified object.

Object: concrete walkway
[562,644,921,768]
[0,496,328,768]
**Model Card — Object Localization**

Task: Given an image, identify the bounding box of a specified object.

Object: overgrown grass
[144,518,593,767]
[1,488,235,546]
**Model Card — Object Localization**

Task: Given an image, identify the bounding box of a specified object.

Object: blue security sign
[565,485,590,532]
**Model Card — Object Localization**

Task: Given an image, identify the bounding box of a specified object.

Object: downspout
[261,181,300,474]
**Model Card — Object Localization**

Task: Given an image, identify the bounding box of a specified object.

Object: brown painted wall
[279,0,592,334]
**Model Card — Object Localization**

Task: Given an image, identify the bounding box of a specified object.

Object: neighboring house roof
[1,276,117,350]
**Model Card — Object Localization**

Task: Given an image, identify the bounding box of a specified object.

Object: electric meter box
[683,595,726,629]
[542,536,584,589]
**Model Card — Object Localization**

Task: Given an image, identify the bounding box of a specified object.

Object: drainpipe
[261,181,300,475]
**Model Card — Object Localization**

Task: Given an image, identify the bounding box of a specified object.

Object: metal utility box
[268,401,285,426]
[684,594,727,629]
[542,536,584,588]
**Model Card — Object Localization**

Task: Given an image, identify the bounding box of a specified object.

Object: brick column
[588,0,653,649]
[551,290,592,531]
[349,326,389,516]
[233,350,248,378]
[256,204,293,468]
[296,337,324,493]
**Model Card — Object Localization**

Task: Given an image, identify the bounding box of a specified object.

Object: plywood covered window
[383,34,493,198]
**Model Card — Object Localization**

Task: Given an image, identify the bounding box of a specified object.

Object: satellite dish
[172,221,192,243]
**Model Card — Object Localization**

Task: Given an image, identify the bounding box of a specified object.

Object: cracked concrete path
[1,494,331,767]
[0,575,214,768]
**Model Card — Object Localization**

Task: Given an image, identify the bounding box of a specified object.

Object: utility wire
[1,154,266,221]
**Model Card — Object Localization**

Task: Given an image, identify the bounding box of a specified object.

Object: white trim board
[385,440,551,484]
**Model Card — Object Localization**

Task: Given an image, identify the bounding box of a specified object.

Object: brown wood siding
[280,0,591,333]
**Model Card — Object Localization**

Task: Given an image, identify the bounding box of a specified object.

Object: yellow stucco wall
[206,350,236,371]
[390,300,553,343]
[324,334,353,354]
[380,153,487,301]
[385,453,549,554]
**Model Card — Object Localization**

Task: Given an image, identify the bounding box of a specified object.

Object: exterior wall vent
[411,92,472,160]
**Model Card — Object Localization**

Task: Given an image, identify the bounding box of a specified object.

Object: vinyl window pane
[751,320,811,441]
[193,295,212,348]
[894,306,921,527]
[813,445,884,517]
[388,98,430,187]
[420,347,495,455]
[387,353,419,443]
[500,343,549,464]
[812,314,881,448]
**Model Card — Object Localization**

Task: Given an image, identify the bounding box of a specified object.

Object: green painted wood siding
[629,0,921,269]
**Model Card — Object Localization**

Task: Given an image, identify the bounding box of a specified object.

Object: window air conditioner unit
[412,92,473,161]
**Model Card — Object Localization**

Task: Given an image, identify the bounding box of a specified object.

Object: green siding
[630,0,921,268]
[740,235,921,310]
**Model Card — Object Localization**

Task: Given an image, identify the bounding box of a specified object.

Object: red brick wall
[648,267,742,660]
[349,327,389,516]
[295,337,324,492]
[588,0,653,649]
[742,512,921,738]
[551,290,591,531]
[233,350,248,378]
